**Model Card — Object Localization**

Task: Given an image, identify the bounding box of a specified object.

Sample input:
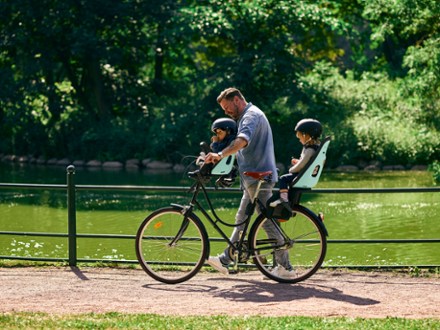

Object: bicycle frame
[176,172,287,267]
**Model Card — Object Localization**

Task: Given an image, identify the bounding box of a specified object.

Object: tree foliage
[0,0,438,167]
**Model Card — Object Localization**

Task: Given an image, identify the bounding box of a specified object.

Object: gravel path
[0,267,439,319]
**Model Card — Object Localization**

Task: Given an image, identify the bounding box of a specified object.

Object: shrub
[300,62,440,166]
[429,161,440,184]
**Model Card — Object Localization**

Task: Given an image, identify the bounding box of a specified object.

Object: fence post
[67,165,77,266]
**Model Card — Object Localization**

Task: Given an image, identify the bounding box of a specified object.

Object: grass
[0,313,439,330]
[1,260,439,277]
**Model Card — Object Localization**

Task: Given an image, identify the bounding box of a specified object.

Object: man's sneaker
[207,256,229,275]
[270,266,297,279]
[269,199,293,213]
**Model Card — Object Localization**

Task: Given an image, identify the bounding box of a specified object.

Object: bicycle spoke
[135,207,208,284]
[250,207,326,283]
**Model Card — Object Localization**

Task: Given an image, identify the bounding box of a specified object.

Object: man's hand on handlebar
[204,152,222,164]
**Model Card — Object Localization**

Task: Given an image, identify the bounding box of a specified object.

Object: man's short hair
[217,87,244,104]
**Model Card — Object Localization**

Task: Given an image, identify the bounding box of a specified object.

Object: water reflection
[0,163,439,266]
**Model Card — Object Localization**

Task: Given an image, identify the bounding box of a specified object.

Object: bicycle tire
[135,206,209,284]
[249,205,327,283]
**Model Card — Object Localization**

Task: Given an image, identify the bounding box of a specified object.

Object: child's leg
[279,174,295,201]
[278,189,288,202]
[270,174,295,207]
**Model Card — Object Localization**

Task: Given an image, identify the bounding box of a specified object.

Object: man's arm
[204,137,248,163]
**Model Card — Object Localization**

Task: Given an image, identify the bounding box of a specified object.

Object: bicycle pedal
[228,269,239,275]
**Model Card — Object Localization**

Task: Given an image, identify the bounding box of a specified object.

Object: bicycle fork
[168,205,193,247]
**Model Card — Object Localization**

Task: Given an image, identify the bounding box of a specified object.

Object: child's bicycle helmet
[295,119,322,138]
[211,118,237,135]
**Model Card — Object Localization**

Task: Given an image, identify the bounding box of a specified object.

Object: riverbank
[0,154,185,172]
[0,153,429,173]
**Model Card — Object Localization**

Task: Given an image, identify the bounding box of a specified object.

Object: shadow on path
[70,266,90,281]
[142,276,379,306]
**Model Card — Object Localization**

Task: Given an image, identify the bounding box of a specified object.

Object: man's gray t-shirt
[236,102,278,188]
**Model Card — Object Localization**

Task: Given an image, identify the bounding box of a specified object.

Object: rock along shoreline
[0,153,428,173]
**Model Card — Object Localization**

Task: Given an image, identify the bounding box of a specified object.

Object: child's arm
[210,136,217,152]
[288,148,315,173]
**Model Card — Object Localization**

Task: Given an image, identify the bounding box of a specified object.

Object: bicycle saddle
[243,171,272,180]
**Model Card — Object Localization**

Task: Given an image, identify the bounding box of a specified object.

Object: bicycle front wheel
[249,205,327,283]
[135,206,209,284]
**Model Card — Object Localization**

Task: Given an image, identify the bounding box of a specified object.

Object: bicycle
[135,137,331,284]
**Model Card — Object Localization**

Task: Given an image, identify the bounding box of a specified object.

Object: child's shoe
[269,199,293,213]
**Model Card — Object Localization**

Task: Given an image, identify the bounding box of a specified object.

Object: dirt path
[0,267,439,319]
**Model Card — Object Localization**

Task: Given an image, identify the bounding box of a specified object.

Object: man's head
[217,87,247,120]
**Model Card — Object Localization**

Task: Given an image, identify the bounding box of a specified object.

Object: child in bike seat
[197,118,237,185]
[270,118,322,211]
[210,117,237,153]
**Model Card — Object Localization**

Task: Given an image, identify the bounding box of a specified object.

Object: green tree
[169,0,350,163]
[363,0,440,128]
[0,0,159,157]
[0,0,438,167]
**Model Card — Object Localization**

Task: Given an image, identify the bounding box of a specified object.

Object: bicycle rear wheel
[249,205,327,283]
[135,206,209,284]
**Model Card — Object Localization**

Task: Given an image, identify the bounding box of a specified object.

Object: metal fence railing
[1,165,439,268]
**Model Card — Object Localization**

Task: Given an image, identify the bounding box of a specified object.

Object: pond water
[0,163,439,267]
